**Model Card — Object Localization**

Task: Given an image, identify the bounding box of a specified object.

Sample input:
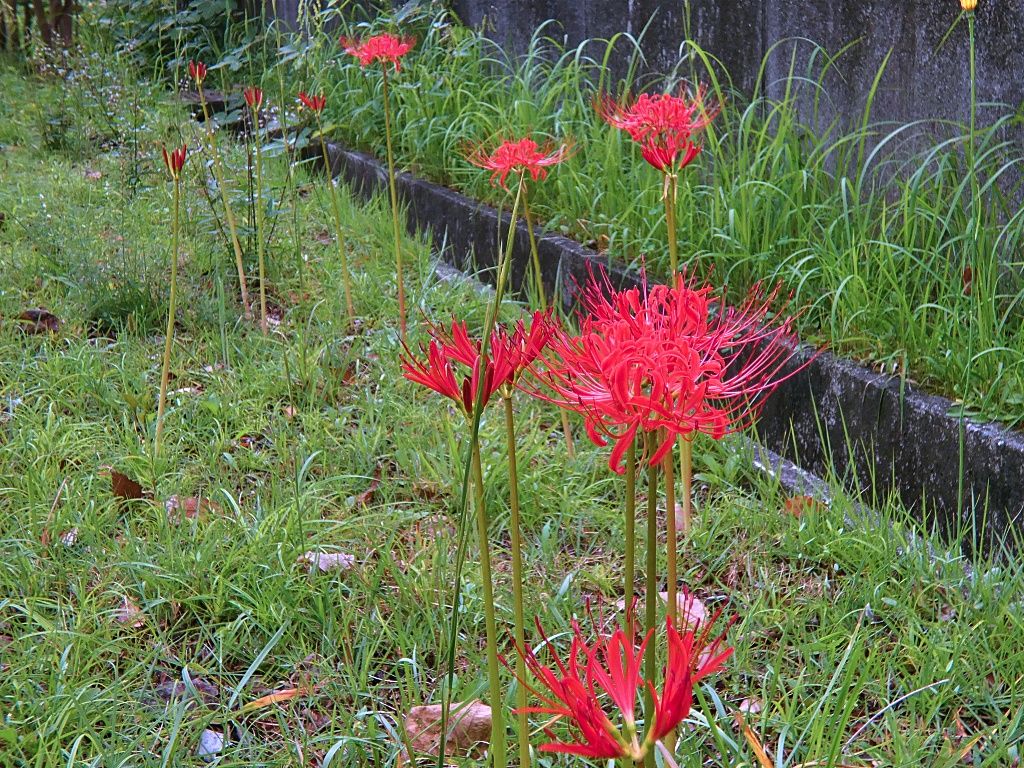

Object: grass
[253,2,1024,429]
[2,48,1024,768]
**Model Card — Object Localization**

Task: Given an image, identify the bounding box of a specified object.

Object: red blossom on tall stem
[341,33,415,70]
[513,605,733,762]
[598,86,718,174]
[465,137,573,190]
[161,143,187,179]
[243,86,263,109]
[401,313,553,414]
[532,268,806,474]
[298,91,326,114]
[188,60,207,85]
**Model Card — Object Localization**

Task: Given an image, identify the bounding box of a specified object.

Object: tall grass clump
[279,5,1024,428]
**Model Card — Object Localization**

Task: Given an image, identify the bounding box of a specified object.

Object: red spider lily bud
[340,33,415,71]
[243,86,264,109]
[298,91,326,114]
[464,137,573,190]
[161,143,187,179]
[188,60,207,85]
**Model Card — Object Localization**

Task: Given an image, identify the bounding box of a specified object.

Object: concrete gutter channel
[298,140,1024,549]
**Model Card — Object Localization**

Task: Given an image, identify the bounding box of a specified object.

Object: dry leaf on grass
[353,468,381,508]
[403,700,491,760]
[241,687,303,712]
[297,551,355,574]
[106,468,148,503]
[115,596,145,627]
[739,697,763,715]
[165,495,220,524]
[783,495,827,518]
[658,590,707,630]
[19,308,60,334]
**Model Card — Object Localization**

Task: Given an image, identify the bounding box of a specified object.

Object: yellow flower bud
[961,0,977,11]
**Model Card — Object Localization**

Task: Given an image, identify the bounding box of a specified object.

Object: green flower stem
[623,440,636,613]
[521,187,546,311]
[154,175,180,457]
[471,437,507,768]
[436,180,522,768]
[679,437,693,536]
[316,113,355,324]
[502,393,530,768]
[380,68,407,340]
[251,103,268,335]
[665,172,679,275]
[663,433,677,625]
[522,184,575,458]
[643,431,659,768]
[199,86,251,319]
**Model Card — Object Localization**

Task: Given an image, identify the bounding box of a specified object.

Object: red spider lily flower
[441,311,555,388]
[341,33,415,71]
[243,86,264,109]
[651,594,736,741]
[962,265,974,296]
[298,91,326,114]
[465,137,573,190]
[531,268,807,473]
[400,315,551,415]
[188,60,207,85]
[513,607,733,760]
[161,143,187,179]
[598,86,719,173]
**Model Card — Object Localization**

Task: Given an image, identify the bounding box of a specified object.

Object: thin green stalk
[664,173,678,275]
[502,393,530,768]
[251,102,268,335]
[199,85,251,320]
[623,441,636,613]
[154,175,180,457]
[471,438,507,768]
[436,180,524,768]
[522,187,546,311]
[663,433,677,625]
[316,113,355,324]
[381,68,407,340]
[643,431,659,768]
[521,186,575,458]
[679,438,693,536]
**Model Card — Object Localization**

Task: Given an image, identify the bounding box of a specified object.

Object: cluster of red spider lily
[171,30,793,768]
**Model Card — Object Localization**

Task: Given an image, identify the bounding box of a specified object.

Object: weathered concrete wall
[448,1,1023,127]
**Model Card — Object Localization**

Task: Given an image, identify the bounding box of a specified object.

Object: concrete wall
[447,1,1023,128]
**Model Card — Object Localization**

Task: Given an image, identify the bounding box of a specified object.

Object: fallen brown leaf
[404,700,491,761]
[108,469,147,502]
[165,495,220,524]
[19,308,60,334]
[297,551,355,574]
[242,687,303,712]
[115,596,145,627]
[354,468,381,507]
[735,712,773,768]
[659,589,707,630]
[783,494,827,518]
